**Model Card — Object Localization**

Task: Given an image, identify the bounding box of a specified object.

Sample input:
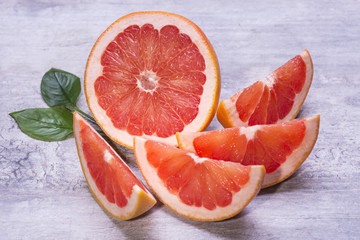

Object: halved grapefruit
[134,137,265,221]
[177,115,320,188]
[73,112,156,220]
[217,50,313,127]
[85,11,220,148]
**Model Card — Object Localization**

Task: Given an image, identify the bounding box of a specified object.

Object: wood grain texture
[1,0,359,239]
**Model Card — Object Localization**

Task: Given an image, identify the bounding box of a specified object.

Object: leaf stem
[73,106,96,122]
[97,129,105,134]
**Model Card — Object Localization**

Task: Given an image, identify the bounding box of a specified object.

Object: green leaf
[9,108,73,141]
[41,68,81,107]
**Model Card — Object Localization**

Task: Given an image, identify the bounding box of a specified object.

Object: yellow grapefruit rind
[73,112,156,220]
[216,49,313,128]
[85,11,221,149]
[176,115,320,189]
[134,137,265,222]
[216,100,234,128]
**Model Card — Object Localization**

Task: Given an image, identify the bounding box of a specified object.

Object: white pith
[239,125,261,140]
[134,137,264,221]
[73,113,156,219]
[187,152,207,163]
[177,115,320,188]
[262,74,275,88]
[85,12,219,148]
[136,71,159,93]
[220,50,313,127]
[104,149,113,163]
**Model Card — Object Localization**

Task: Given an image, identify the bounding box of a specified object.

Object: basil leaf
[41,68,81,107]
[9,108,73,141]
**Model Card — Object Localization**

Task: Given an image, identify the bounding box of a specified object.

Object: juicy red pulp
[95,24,207,138]
[79,119,146,207]
[193,119,306,173]
[235,55,306,125]
[145,140,251,210]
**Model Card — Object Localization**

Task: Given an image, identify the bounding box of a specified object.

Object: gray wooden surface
[1,0,359,239]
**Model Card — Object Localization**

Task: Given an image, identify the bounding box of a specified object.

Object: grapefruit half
[217,50,313,127]
[85,11,220,148]
[134,137,265,221]
[177,115,320,188]
[73,112,156,220]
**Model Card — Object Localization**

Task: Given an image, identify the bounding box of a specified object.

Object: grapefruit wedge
[177,115,320,188]
[85,11,220,148]
[73,112,156,220]
[217,50,313,127]
[134,137,265,221]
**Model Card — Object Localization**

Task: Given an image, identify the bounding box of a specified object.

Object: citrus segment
[217,50,313,127]
[134,137,265,221]
[73,112,156,220]
[177,115,320,188]
[85,11,220,148]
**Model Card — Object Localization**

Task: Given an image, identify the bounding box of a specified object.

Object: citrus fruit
[85,11,220,148]
[177,115,320,188]
[73,112,156,220]
[134,137,265,221]
[217,50,313,127]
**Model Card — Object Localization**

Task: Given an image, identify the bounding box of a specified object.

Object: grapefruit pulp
[217,50,313,127]
[73,112,156,220]
[177,115,320,188]
[85,11,220,148]
[134,137,265,221]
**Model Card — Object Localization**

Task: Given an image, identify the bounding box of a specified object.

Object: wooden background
[1,0,359,239]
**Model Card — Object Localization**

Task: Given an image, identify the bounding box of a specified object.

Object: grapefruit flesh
[134,137,265,221]
[217,50,313,127]
[85,12,220,148]
[73,112,156,220]
[177,115,320,188]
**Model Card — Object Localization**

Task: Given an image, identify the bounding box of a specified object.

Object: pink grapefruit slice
[85,11,220,148]
[73,112,156,220]
[177,115,320,188]
[217,50,313,127]
[134,137,265,221]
